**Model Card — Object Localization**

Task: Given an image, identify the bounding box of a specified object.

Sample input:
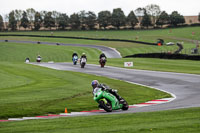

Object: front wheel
[99,100,112,112]
[100,63,105,68]
[73,61,77,65]
[81,62,85,68]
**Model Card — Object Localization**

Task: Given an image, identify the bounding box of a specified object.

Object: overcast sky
[0,0,199,18]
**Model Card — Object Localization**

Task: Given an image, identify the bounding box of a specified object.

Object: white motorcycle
[80,58,87,68]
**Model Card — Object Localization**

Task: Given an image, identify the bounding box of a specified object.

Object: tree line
[0,4,199,31]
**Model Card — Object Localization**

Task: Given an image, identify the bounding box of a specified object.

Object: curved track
[32,62,200,115]
[0,40,121,58]
[1,39,200,115]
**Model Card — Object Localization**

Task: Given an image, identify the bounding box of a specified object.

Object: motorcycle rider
[91,80,124,103]
[72,52,78,60]
[36,55,42,62]
[80,53,87,62]
[99,53,107,67]
[72,52,78,65]
[99,53,107,63]
[99,53,107,60]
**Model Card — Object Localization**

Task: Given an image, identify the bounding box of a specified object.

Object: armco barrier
[0,34,157,45]
[124,53,200,61]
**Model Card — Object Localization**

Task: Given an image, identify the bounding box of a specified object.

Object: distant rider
[36,55,42,62]
[91,80,124,103]
[72,52,78,60]
[99,53,107,60]
[99,53,107,67]
[80,53,87,62]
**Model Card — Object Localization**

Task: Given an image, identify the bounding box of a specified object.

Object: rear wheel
[101,63,105,67]
[121,99,129,110]
[99,100,112,112]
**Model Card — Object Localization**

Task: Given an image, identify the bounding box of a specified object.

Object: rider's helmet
[82,53,86,56]
[91,80,99,89]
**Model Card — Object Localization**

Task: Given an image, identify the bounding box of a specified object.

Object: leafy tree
[52,11,60,29]
[34,12,43,30]
[8,11,17,30]
[58,13,69,30]
[14,9,23,21]
[98,10,112,29]
[40,10,47,19]
[79,10,87,30]
[85,11,97,30]
[4,14,9,30]
[44,12,55,29]
[145,4,161,27]
[156,11,169,27]
[140,10,152,28]
[20,11,29,30]
[134,8,145,24]
[14,9,23,30]
[0,15,4,31]
[198,13,200,22]
[169,11,185,27]
[111,8,126,29]
[127,11,138,29]
[69,13,80,30]
[26,8,36,30]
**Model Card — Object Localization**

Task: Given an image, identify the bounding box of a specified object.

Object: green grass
[1,26,200,56]
[105,58,200,74]
[1,41,200,75]
[0,28,199,132]
[0,62,170,119]
[0,42,101,62]
[0,107,200,133]
[1,27,200,42]
[0,36,197,57]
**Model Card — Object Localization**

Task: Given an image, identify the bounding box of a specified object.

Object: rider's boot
[110,89,125,104]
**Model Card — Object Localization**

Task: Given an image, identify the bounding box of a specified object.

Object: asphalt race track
[0,40,121,58]
[1,39,200,116]
[31,62,200,115]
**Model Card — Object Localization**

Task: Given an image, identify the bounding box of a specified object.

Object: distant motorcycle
[72,55,78,65]
[99,57,106,68]
[93,88,129,112]
[80,57,87,68]
[36,56,42,62]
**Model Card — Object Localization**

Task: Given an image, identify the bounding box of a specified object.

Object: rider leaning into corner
[91,80,124,103]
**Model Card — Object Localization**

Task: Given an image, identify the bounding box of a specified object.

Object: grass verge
[0,62,170,119]
[0,107,200,133]
[105,58,200,75]
[0,42,100,62]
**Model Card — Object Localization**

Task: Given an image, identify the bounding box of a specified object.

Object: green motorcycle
[93,88,129,112]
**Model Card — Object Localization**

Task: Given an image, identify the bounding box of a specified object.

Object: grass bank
[0,107,199,133]
[0,42,100,62]
[0,62,170,119]
[105,58,200,75]
[1,27,200,42]
[1,26,199,56]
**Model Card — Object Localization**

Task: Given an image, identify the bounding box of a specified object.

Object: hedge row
[124,53,200,61]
